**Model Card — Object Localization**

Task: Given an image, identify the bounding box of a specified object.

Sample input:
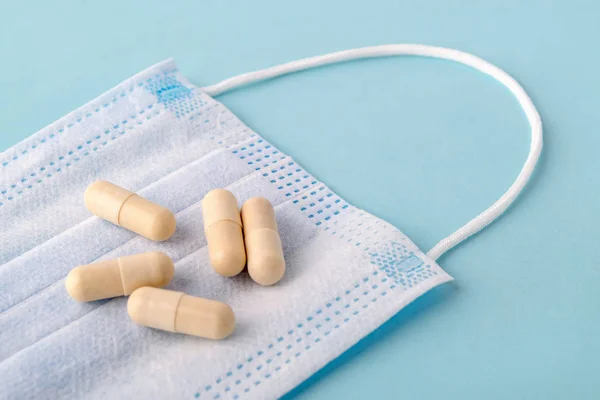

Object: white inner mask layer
[0,44,541,400]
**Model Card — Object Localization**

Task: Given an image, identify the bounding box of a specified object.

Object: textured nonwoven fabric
[0,59,451,400]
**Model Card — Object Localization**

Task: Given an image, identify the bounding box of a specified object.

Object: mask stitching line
[0,99,225,202]
[0,181,326,364]
[0,132,257,268]
[196,264,451,399]
[233,135,432,268]
[0,105,160,202]
[269,275,449,398]
[216,274,448,398]
[0,87,143,167]
[226,135,352,224]
[0,67,179,169]
[231,150,355,246]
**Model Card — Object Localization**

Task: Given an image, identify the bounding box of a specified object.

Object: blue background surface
[1,1,598,398]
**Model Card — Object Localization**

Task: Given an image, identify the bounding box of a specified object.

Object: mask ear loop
[201,44,543,261]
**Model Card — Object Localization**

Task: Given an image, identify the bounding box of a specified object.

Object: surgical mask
[0,44,542,399]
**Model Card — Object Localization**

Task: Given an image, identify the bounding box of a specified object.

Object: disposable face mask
[0,44,542,399]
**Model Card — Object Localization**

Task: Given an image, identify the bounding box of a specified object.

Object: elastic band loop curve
[201,44,543,261]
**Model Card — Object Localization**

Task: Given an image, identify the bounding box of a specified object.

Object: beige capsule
[202,189,246,277]
[84,180,176,241]
[241,197,285,286]
[66,251,174,302]
[127,287,235,339]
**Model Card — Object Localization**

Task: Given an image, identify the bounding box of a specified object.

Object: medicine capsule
[202,189,246,277]
[127,287,235,339]
[65,251,174,302]
[241,197,285,286]
[84,180,176,241]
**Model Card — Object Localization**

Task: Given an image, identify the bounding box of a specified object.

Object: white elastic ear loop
[202,44,543,261]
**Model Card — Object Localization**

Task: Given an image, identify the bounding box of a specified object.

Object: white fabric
[0,45,541,400]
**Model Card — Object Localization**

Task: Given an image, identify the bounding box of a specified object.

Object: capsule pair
[202,189,286,286]
[65,251,235,339]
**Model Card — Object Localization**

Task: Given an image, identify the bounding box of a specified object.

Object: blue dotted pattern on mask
[370,241,438,289]
[0,71,170,170]
[192,267,400,400]
[230,138,350,227]
[292,187,347,227]
[191,244,441,398]
[208,137,445,399]
[145,74,204,118]
[0,105,162,206]
[191,236,445,399]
